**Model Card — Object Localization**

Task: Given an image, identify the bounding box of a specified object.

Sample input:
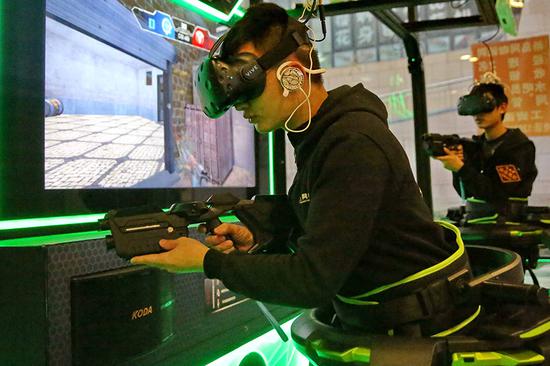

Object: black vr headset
[195,23,309,119]
[457,93,498,116]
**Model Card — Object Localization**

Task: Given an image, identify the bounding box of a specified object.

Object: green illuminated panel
[170,0,245,23]
[0,214,239,245]
[0,214,105,231]
[206,316,309,366]
[234,8,245,17]
[0,230,108,247]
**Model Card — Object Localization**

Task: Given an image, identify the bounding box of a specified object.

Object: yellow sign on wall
[472,35,550,136]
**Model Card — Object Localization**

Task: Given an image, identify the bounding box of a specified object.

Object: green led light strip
[0,230,109,247]
[0,212,239,237]
[268,131,275,194]
[0,214,105,231]
[206,316,308,366]
[234,8,245,17]
[170,0,245,23]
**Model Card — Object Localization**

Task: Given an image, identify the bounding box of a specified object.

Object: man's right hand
[199,223,255,253]
[435,146,464,172]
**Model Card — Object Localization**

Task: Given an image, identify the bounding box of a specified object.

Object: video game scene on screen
[44,0,255,190]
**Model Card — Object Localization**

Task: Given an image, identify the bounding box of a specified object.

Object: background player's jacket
[452,128,537,211]
[204,84,457,327]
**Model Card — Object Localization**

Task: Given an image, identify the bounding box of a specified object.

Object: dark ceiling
[291,0,499,35]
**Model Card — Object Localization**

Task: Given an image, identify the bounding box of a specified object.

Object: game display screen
[44,0,255,190]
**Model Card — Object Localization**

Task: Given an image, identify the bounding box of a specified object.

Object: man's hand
[199,223,254,254]
[130,237,209,273]
[435,146,464,172]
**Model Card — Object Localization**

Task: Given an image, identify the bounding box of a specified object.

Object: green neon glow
[206,316,309,366]
[0,230,109,247]
[339,220,465,304]
[234,8,245,17]
[0,214,240,247]
[160,299,175,310]
[0,213,105,231]
[0,212,239,232]
[452,350,544,365]
[520,320,550,339]
[466,214,499,224]
[431,306,481,337]
[268,132,275,194]
[170,0,245,23]
[311,340,370,363]
[387,74,413,119]
[466,197,487,203]
[509,197,528,201]
[510,229,543,237]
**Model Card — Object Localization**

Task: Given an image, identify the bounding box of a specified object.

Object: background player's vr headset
[457,74,507,116]
[456,92,498,116]
[195,19,310,119]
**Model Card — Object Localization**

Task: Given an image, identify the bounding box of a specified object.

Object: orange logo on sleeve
[496,164,522,183]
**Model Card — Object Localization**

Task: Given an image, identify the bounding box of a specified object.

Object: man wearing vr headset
[435,78,537,213]
[133,3,471,335]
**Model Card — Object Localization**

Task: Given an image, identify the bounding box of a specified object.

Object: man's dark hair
[469,83,508,120]
[469,83,508,106]
[221,3,322,83]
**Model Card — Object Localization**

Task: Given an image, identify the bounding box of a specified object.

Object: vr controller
[100,193,299,343]
[99,193,297,259]
[421,133,474,157]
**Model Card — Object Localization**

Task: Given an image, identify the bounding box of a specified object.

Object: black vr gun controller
[99,193,296,342]
[421,133,475,157]
[99,193,295,259]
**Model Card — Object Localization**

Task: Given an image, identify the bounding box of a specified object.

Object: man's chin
[254,124,271,134]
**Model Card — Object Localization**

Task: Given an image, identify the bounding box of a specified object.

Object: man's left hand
[131,237,209,273]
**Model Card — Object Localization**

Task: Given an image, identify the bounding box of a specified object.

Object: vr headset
[195,23,309,119]
[457,93,497,116]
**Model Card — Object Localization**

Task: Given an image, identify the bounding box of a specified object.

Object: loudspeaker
[71,266,174,366]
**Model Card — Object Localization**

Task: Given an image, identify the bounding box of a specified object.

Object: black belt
[333,269,473,335]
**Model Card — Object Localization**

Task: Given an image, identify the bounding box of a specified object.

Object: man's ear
[498,102,508,114]
[293,62,308,75]
[498,102,508,122]
[276,60,306,97]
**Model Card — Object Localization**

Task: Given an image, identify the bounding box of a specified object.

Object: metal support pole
[403,36,432,211]
[372,9,433,211]
[272,129,287,194]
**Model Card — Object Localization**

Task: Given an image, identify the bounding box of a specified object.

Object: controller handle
[205,218,239,249]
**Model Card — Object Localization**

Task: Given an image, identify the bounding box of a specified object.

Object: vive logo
[242,64,260,80]
[131,305,153,320]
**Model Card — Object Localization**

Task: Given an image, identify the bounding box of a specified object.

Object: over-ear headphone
[196,28,310,118]
[276,62,305,97]
[278,48,326,133]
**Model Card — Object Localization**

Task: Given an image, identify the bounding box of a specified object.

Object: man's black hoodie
[204,84,456,319]
[453,128,537,210]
